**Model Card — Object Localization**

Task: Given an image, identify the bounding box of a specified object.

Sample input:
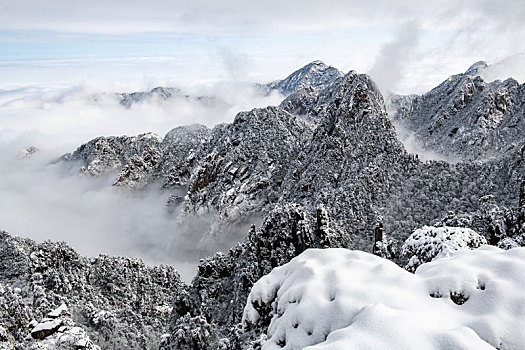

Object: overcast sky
[1,0,524,93]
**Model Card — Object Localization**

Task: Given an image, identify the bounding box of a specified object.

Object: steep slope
[182,106,313,245]
[0,231,183,349]
[390,61,525,161]
[278,71,411,249]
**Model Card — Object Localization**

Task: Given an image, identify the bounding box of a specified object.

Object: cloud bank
[0,82,282,280]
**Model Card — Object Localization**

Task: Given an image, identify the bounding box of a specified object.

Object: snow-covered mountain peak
[390,60,525,161]
[464,60,489,76]
[264,60,344,96]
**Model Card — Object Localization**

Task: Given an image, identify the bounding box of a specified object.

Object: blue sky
[1,0,524,93]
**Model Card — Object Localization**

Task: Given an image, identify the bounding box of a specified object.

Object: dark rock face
[389,61,525,161]
[278,72,411,248]
[157,124,211,189]
[0,231,183,349]
[182,106,313,243]
[279,85,319,116]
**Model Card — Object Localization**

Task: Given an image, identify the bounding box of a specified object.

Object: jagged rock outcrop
[162,204,349,350]
[0,231,183,349]
[389,61,525,161]
[63,133,163,177]
[62,124,211,190]
[183,106,313,244]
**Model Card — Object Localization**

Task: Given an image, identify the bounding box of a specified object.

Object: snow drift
[243,247,525,350]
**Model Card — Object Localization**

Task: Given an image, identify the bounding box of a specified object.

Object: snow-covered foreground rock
[243,247,525,350]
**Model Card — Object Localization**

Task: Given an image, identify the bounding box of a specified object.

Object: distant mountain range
[117,86,230,110]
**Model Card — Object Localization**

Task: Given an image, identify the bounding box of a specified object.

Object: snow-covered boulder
[402,226,487,271]
[243,247,525,350]
[30,318,62,340]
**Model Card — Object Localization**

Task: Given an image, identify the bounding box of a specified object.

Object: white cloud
[0,82,282,280]
[368,21,421,94]
[479,53,525,84]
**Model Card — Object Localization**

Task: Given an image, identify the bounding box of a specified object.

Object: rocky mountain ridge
[257,60,343,97]
[389,61,525,161]
[60,60,525,251]
[118,86,230,110]
[3,59,524,349]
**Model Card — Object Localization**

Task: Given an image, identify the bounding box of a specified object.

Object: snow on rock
[47,304,68,319]
[18,146,39,159]
[0,231,183,349]
[63,132,163,177]
[243,247,525,350]
[31,319,62,340]
[402,226,487,272]
[182,106,313,244]
[389,62,525,161]
[27,325,100,350]
[56,62,524,259]
[260,61,343,96]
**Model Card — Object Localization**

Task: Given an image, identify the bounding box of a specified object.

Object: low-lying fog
[0,82,282,281]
